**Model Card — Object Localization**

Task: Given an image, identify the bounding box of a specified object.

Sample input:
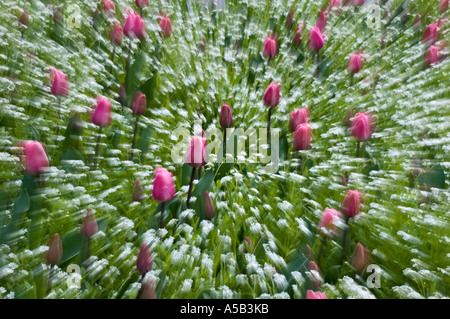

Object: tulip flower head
[83,208,98,238]
[204,191,215,220]
[286,11,294,30]
[341,189,361,218]
[135,0,149,8]
[293,24,303,46]
[263,32,277,60]
[219,103,233,128]
[152,167,176,203]
[308,26,325,51]
[350,243,371,272]
[23,141,49,175]
[136,242,153,275]
[103,0,116,17]
[263,82,281,108]
[51,69,69,97]
[306,290,328,299]
[46,234,63,265]
[133,179,145,202]
[124,12,147,40]
[348,0,365,5]
[347,53,361,74]
[140,278,157,299]
[185,136,207,168]
[350,112,372,141]
[289,108,308,132]
[92,96,112,127]
[110,24,123,46]
[293,123,311,151]
[132,91,147,115]
[316,11,327,31]
[421,23,438,46]
[318,207,343,237]
[424,45,439,67]
[19,10,29,28]
[159,16,172,38]
[438,0,449,13]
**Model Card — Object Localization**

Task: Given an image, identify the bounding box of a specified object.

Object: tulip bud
[243,236,254,253]
[204,191,215,220]
[124,13,147,40]
[350,243,371,272]
[438,0,449,12]
[83,208,98,238]
[46,234,63,265]
[289,108,308,132]
[103,0,116,17]
[51,69,69,97]
[421,23,438,46]
[136,0,149,8]
[118,85,127,106]
[132,91,147,115]
[350,112,372,141]
[347,53,361,74]
[159,16,172,38]
[424,45,439,67]
[262,33,277,60]
[293,123,311,151]
[285,11,294,30]
[341,190,361,218]
[263,82,280,108]
[308,260,322,290]
[308,260,321,273]
[92,96,112,127]
[152,167,176,202]
[110,24,123,46]
[133,179,145,202]
[23,141,49,174]
[306,290,328,299]
[136,242,153,275]
[140,278,157,299]
[219,103,233,128]
[318,207,343,238]
[303,244,313,258]
[293,24,303,46]
[308,26,325,51]
[19,10,29,28]
[413,14,421,30]
[53,7,63,24]
[185,136,207,167]
[316,11,327,31]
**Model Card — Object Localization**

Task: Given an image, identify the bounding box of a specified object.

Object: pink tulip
[103,0,116,17]
[136,242,153,275]
[135,0,149,8]
[316,11,327,31]
[92,97,112,127]
[219,103,233,128]
[329,0,341,10]
[152,167,176,203]
[424,45,439,67]
[140,278,157,299]
[413,14,421,30]
[308,261,321,273]
[83,208,98,238]
[308,261,322,289]
[318,207,343,237]
[263,33,277,60]
[133,179,145,202]
[350,112,371,141]
[124,12,147,40]
[263,82,280,108]
[23,141,49,174]
[308,26,325,51]
[348,0,364,5]
[351,243,370,272]
[347,53,361,74]
[185,136,207,167]
[341,190,361,218]
[293,24,303,46]
[293,123,311,151]
[159,16,172,38]
[421,23,438,46]
[306,290,328,299]
[46,234,63,265]
[110,24,123,46]
[132,92,146,115]
[289,108,308,132]
[51,69,69,97]
[438,0,449,12]
[204,191,215,220]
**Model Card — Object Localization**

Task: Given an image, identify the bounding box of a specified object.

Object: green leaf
[135,125,153,154]
[126,52,147,102]
[12,186,30,216]
[278,133,289,162]
[138,74,158,108]
[418,164,446,189]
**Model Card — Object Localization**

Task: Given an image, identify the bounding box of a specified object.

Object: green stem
[267,107,272,143]
[356,140,361,157]
[186,167,196,208]
[130,115,139,160]
[159,202,166,228]
[223,128,227,162]
[93,126,103,170]
[47,264,54,295]
[317,236,326,266]
[341,216,350,265]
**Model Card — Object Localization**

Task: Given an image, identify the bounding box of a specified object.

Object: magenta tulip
[110,24,123,46]
[124,12,147,40]
[136,242,153,275]
[424,45,439,67]
[135,0,149,8]
[350,112,371,141]
[438,0,449,12]
[51,69,69,97]
[83,208,98,238]
[293,24,303,46]
[159,16,172,38]
[263,33,277,60]
[152,168,176,203]
[347,53,361,74]
[185,136,207,168]
[413,14,421,30]
[132,92,147,115]
[341,190,361,218]
[306,290,328,299]
[219,103,233,128]
[350,243,371,272]
[318,207,343,237]
[308,26,325,51]
[92,97,112,127]
[289,108,308,132]
[46,234,63,265]
[316,11,327,31]
[421,23,438,46]
[293,123,311,151]
[329,0,341,10]
[204,191,215,220]
[23,141,49,174]
[140,278,157,299]
[263,82,280,108]
[103,0,116,17]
